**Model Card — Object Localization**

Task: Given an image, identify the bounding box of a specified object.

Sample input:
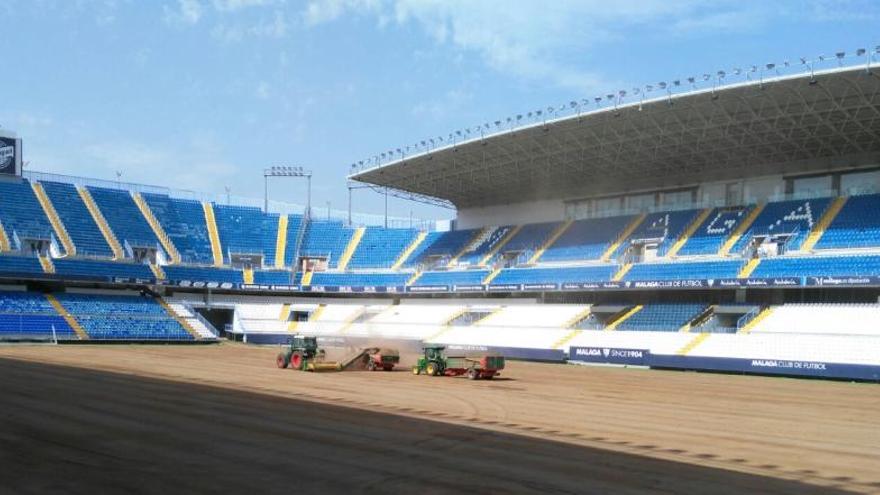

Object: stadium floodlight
[658,81,667,89]
[645,84,653,92]
[856,48,866,56]
[702,73,711,81]
[594,96,602,106]
[766,63,775,70]
[672,80,680,86]
[264,166,312,215]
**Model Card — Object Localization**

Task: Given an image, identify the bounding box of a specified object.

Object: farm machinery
[275,335,399,372]
[412,345,504,380]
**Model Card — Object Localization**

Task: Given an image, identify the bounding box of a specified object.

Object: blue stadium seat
[88,186,160,249]
[0,291,76,340]
[253,270,294,285]
[213,204,277,264]
[0,179,53,244]
[617,303,707,332]
[55,293,192,341]
[615,209,700,257]
[0,254,45,276]
[731,197,832,253]
[401,231,443,268]
[456,226,515,266]
[282,214,305,267]
[751,255,880,278]
[541,215,634,262]
[410,229,479,267]
[41,181,114,257]
[310,272,408,287]
[623,259,742,280]
[414,270,489,286]
[299,219,354,269]
[489,222,559,265]
[677,206,751,256]
[348,227,419,269]
[143,194,214,264]
[164,265,243,284]
[493,265,616,285]
[814,194,880,250]
[53,258,155,281]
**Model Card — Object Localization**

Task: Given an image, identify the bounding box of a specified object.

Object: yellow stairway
[527,219,573,264]
[738,258,761,278]
[32,181,75,257]
[149,263,166,280]
[243,267,254,284]
[274,214,289,269]
[279,303,291,321]
[0,219,9,251]
[601,213,646,261]
[158,298,201,340]
[800,197,847,252]
[132,192,180,264]
[202,202,224,267]
[612,263,633,281]
[605,305,643,331]
[77,186,124,259]
[482,268,502,284]
[38,255,55,274]
[718,203,764,256]
[447,227,490,268]
[676,333,710,355]
[739,307,773,334]
[391,232,427,270]
[46,294,88,340]
[666,207,713,258]
[300,271,314,287]
[479,225,522,266]
[406,271,423,286]
[336,227,365,271]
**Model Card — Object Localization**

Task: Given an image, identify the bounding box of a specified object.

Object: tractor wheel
[290,351,304,370]
[467,368,479,380]
[483,374,494,380]
[383,365,394,371]
[276,353,288,369]
[426,362,439,376]
[411,366,420,375]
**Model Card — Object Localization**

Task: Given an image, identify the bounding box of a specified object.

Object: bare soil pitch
[0,343,877,494]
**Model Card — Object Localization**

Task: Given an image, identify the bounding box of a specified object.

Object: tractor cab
[423,345,446,362]
[288,335,318,354]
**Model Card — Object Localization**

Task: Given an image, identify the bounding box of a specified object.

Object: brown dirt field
[0,343,878,494]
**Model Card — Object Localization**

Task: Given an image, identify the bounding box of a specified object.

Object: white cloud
[212,0,275,11]
[303,0,382,26]
[164,0,204,25]
[255,81,271,99]
[211,9,288,42]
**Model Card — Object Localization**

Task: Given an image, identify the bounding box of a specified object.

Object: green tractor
[412,345,504,380]
[275,335,340,371]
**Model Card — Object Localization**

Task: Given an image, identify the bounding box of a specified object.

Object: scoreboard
[0,130,22,176]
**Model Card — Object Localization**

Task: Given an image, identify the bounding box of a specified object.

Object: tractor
[412,345,504,380]
[275,335,341,371]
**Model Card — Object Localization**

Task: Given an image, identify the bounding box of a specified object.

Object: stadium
[2,50,880,492]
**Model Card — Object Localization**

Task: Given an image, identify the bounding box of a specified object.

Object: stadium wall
[457,199,564,229]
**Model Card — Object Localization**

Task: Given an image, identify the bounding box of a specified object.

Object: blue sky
[2,0,877,221]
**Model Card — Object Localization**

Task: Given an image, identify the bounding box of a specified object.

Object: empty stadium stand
[615,303,707,332]
[87,186,161,251]
[413,269,490,287]
[623,259,742,281]
[299,219,354,269]
[814,194,880,250]
[730,198,832,254]
[0,291,77,340]
[40,181,114,257]
[347,227,419,269]
[142,194,214,264]
[0,179,54,247]
[750,254,880,278]
[492,265,617,286]
[539,215,635,262]
[676,206,751,256]
[54,292,193,340]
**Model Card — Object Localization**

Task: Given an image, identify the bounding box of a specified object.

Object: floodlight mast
[263,166,312,216]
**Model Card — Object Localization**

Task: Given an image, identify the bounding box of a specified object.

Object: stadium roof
[350,65,880,209]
